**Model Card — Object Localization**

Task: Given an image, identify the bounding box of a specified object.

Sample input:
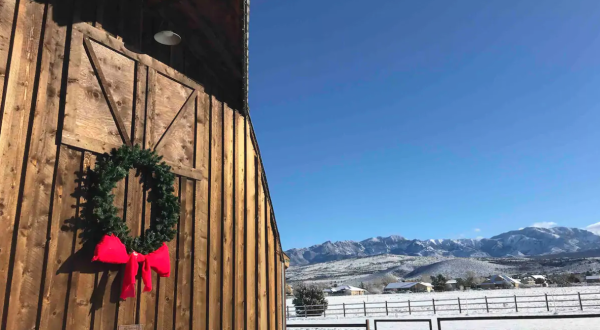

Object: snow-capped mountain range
[285,227,600,266]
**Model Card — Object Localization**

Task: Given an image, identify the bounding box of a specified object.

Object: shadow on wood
[56,165,124,311]
[35,0,242,110]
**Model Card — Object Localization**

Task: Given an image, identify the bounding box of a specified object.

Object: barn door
[39,24,202,329]
[61,29,201,181]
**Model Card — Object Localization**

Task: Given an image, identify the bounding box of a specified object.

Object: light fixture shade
[154,31,181,46]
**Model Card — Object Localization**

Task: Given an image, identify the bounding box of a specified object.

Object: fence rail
[287,291,600,319]
[436,313,600,330]
[373,318,433,330]
[288,314,600,330]
[287,320,371,329]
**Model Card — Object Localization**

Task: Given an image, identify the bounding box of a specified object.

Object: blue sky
[249,0,600,250]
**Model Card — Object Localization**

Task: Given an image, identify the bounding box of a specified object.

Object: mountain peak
[285,226,600,266]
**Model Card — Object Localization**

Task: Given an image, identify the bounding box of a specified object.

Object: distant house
[324,285,367,296]
[480,275,521,289]
[445,279,459,291]
[586,275,600,283]
[384,282,433,293]
[523,275,547,285]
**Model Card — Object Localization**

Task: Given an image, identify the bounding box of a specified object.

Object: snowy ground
[286,287,600,329]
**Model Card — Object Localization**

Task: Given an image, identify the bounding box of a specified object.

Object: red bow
[92,234,171,300]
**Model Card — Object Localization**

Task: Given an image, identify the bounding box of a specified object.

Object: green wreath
[88,144,179,254]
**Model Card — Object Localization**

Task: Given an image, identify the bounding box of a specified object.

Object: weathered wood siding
[0,1,286,329]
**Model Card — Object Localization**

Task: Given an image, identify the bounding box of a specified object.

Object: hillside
[403,258,513,279]
[285,254,600,287]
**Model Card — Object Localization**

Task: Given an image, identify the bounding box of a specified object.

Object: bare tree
[421,274,432,283]
[380,274,398,286]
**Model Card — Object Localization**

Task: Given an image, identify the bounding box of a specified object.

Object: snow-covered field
[286,287,600,329]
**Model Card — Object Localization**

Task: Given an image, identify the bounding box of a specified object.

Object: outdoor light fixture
[154,30,181,46]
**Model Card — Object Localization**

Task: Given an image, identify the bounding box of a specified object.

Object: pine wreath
[88,144,179,254]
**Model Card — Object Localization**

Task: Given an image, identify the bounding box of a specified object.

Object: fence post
[305,305,307,318]
[485,296,489,313]
[514,295,518,312]
[385,301,388,316]
[432,299,436,314]
[343,303,346,317]
[364,301,367,316]
[287,306,290,320]
[323,304,326,318]
[545,294,549,312]
[458,297,462,313]
[365,319,370,330]
[408,300,411,315]
[579,292,583,310]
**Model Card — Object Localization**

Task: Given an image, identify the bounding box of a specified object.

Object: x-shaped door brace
[153,91,196,151]
[83,37,133,147]
[84,37,197,151]
[73,37,202,181]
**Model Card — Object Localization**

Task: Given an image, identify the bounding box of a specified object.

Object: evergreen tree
[293,283,328,317]
[432,274,447,291]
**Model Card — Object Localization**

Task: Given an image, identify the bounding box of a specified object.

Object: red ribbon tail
[142,259,152,292]
[120,253,138,300]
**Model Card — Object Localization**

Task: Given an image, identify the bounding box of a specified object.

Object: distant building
[445,279,459,291]
[324,285,367,296]
[523,275,547,285]
[384,282,433,293]
[586,275,600,283]
[480,275,521,289]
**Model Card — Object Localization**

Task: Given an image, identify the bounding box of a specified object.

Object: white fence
[287,291,600,319]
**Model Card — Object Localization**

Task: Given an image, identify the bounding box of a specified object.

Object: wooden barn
[0,0,286,330]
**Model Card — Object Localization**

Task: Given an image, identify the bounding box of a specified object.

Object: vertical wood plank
[208,97,223,330]
[67,151,98,330]
[119,0,143,50]
[282,261,286,330]
[192,91,209,330]
[138,66,157,329]
[93,165,125,330]
[234,112,245,330]
[74,0,99,26]
[175,177,193,330]
[157,177,179,330]
[131,63,147,146]
[144,68,157,149]
[245,122,256,330]
[38,146,82,330]
[23,1,71,327]
[118,62,147,327]
[276,250,283,330]
[0,0,17,124]
[267,206,276,330]
[96,0,121,37]
[257,173,267,330]
[0,0,51,328]
[60,28,84,136]
[136,183,158,329]
[221,105,234,330]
